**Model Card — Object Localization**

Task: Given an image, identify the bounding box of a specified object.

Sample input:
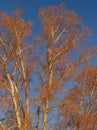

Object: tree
[0,9,34,130]
[36,4,91,130]
[57,65,97,130]
[0,4,96,130]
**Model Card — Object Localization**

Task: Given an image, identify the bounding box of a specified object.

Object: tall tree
[0,9,34,130]
[37,4,90,130]
[0,4,96,130]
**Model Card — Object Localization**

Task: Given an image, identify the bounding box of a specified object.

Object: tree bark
[41,100,49,130]
[7,73,22,129]
[35,106,40,130]
[41,48,53,130]
[18,45,30,130]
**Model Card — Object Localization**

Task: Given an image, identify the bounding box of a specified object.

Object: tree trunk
[35,106,40,130]
[41,48,53,130]
[18,45,30,129]
[7,73,22,129]
[41,100,49,130]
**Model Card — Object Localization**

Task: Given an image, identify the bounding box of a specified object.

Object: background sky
[0,0,97,47]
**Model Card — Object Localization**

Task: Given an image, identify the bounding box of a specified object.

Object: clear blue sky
[0,0,97,46]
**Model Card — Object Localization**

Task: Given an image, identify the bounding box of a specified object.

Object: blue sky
[0,0,97,47]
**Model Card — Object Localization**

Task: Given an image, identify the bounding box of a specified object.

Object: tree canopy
[0,4,97,130]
